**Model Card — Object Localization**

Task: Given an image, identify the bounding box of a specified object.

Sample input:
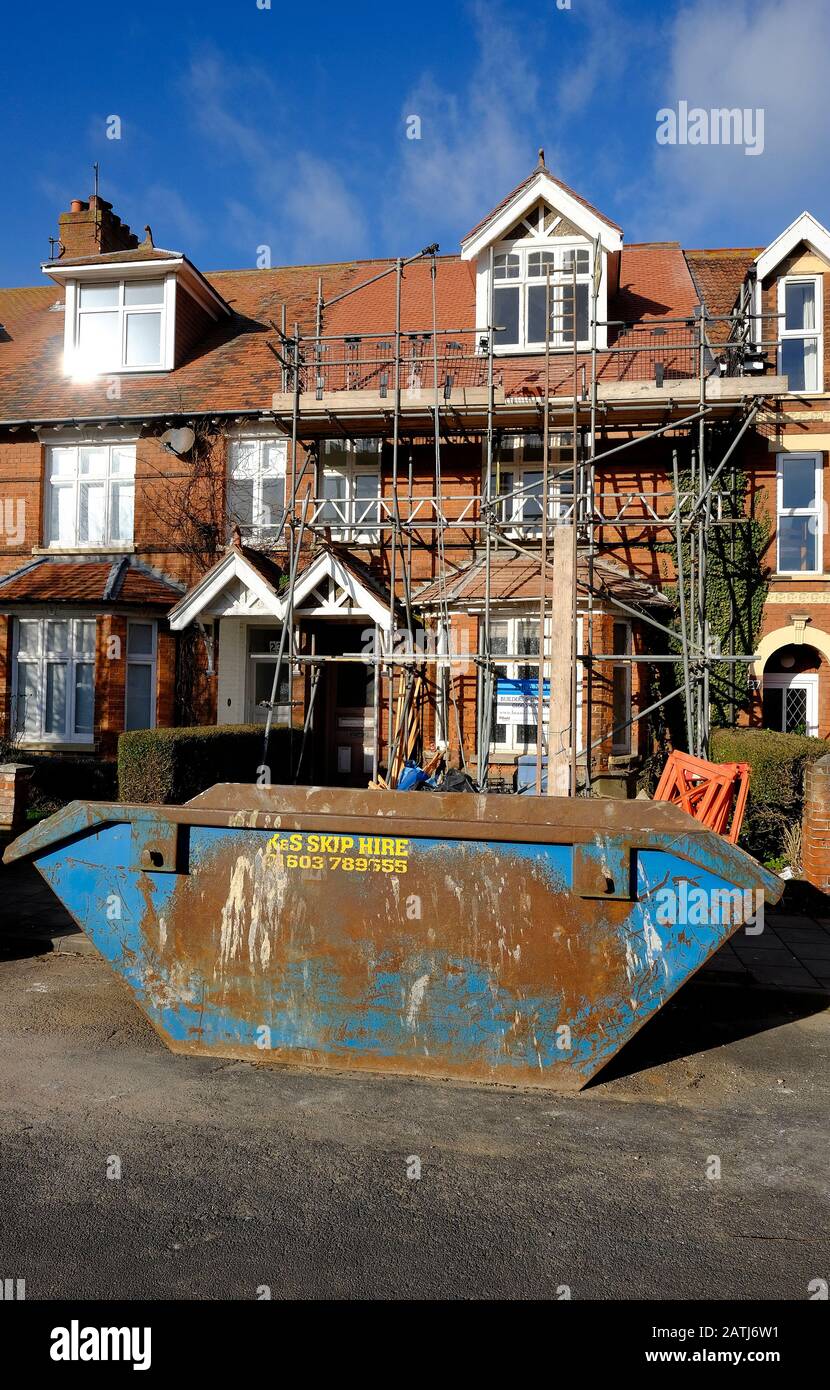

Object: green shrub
[118,724,296,804]
[710,726,830,863]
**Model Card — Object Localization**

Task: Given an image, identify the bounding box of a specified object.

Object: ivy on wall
[656,436,771,743]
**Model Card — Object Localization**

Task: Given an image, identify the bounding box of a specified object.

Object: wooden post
[547,527,574,796]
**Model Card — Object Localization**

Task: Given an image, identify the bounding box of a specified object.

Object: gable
[461,166,623,261]
[169,546,394,631]
[755,212,830,283]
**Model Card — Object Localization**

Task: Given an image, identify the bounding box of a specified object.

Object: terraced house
[0,157,827,790]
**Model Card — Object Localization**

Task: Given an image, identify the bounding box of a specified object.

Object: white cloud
[180,47,368,264]
[389,1,551,244]
[639,0,830,243]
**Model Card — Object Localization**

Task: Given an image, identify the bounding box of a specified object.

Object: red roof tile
[0,558,182,606]
[684,248,760,342]
[0,233,755,421]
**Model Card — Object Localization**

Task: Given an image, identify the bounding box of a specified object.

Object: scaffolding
[254,241,786,794]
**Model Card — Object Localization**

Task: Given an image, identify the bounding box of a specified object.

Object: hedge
[118,724,296,805]
[710,726,830,863]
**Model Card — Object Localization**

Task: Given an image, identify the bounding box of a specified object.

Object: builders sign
[495,677,550,726]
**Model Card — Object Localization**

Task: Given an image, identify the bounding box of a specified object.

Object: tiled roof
[684,248,760,343]
[0,234,752,421]
[414,552,670,608]
[325,257,475,338]
[0,285,61,342]
[616,243,700,322]
[0,557,183,606]
[462,164,623,243]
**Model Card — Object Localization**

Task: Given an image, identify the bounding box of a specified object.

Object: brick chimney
[57,194,140,261]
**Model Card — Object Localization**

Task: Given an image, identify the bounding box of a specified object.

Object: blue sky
[2,0,829,285]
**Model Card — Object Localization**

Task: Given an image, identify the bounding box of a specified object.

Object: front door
[310,622,376,786]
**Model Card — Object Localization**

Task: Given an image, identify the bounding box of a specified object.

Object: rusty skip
[3,784,784,1090]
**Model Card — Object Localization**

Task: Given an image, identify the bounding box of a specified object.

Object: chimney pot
[70,199,87,213]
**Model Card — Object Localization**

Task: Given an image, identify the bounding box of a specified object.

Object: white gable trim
[291,552,393,630]
[461,171,622,262]
[755,212,830,282]
[168,550,283,630]
[169,548,394,632]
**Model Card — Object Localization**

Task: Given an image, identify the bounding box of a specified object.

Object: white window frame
[46,440,136,550]
[778,274,823,393]
[487,433,575,537]
[124,620,157,732]
[487,612,583,755]
[226,436,288,541]
[763,672,818,737]
[318,439,381,543]
[65,275,175,375]
[492,240,592,354]
[776,451,823,575]
[12,615,96,745]
[245,623,291,726]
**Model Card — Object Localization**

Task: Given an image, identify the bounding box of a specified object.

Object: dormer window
[493,244,591,350]
[44,226,231,379]
[76,279,166,372]
[461,164,621,356]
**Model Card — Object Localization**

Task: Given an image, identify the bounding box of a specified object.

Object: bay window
[493,245,591,350]
[777,452,822,573]
[490,617,544,752]
[73,279,168,373]
[778,276,822,392]
[227,437,287,539]
[14,617,95,743]
[487,613,583,756]
[47,442,135,548]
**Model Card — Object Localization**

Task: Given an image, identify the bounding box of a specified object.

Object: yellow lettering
[395,838,409,857]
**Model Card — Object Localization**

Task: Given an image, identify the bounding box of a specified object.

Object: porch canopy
[168,543,397,632]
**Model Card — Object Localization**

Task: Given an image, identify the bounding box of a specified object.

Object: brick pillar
[802,753,830,890]
[0,763,33,834]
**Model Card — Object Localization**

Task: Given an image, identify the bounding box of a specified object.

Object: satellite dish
[160,426,196,456]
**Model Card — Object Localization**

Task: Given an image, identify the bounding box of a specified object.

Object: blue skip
[3,784,783,1090]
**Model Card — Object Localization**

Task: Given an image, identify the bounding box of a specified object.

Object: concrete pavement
[0,861,828,1300]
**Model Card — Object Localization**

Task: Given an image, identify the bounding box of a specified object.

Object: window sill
[490,343,592,357]
[32,546,136,556]
[63,364,171,377]
[13,740,96,752]
[771,571,828,580]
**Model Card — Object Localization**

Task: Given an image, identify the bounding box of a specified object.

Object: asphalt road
[1,940,828,1301]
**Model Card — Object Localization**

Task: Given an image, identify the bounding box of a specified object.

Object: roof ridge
[104,555,130,601]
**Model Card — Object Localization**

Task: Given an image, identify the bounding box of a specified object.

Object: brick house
[0,163,826,788]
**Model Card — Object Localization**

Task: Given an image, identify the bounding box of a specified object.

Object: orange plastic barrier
[653,750,750,845]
